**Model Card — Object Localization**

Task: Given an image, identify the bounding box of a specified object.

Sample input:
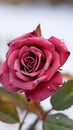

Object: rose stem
[43,108,53,120]
[27,118,39,130]
[18,111,28,130]
[27,108,53,130]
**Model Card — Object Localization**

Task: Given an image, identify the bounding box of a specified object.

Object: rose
[0,25,70,102]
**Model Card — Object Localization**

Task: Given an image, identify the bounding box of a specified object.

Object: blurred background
[0,0,73,130]
[1,0,73,4]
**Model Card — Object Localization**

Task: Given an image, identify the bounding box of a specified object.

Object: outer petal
[0,62,35,91]
[17,37,55,60]
[49,36,70,66]
[25,71,63,102]
[8,33,34,47]
[34,52,60,87]
[0,62,10,89]
[8,50,19,67]
[39,49,52,76]
[7,36,55,62]
[7,32,37,58]
[8,70,36,90]
[8,25,41,46]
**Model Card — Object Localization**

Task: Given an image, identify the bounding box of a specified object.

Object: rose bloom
[0,26,70,102]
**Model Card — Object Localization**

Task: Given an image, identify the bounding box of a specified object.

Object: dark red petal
[49,36,70,66]
[25,72,63,102]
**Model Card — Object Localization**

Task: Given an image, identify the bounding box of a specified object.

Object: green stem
[19,111,28,130]
[27,117,39,130]
[43,108,53,120]
[18,108,53,130]
[27,108,53,130]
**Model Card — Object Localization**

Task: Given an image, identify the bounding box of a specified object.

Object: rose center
[21,53,37,73]
[24,57,35,69]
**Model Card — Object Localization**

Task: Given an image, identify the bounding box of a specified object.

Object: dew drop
[61,39,64,42]
[11,41,15,45]
[56,116,60,120]
[48,86,50,89]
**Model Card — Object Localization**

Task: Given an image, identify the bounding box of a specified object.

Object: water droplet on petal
[48,86,50,89]
[61,39,64,42]
[56,116,60,120]
[11,41,15,45]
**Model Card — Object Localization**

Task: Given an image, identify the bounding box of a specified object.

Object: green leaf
[0,87,27,110]
[43,113,73,130]
[51,80,73,110]
[0,87,44,119]
[0,101,19,123]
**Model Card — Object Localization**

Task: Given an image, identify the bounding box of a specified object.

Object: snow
[0,3,73,130]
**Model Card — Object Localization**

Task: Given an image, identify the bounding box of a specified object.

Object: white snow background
[0,2,73,130]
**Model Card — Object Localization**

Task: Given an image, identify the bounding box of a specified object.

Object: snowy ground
[0,3,73,130]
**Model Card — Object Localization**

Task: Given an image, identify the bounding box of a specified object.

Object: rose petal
[18,46,29,59]
[14,58,41,77]
[8,33,34,47]
[15,71,31,81]
[14,59,20,71]
[25,72,63,102]
[33,52,60,86]
[21,69,41,77]
[8,71,36,90]
[39,49,52,77]
[7,37,55,63]
[21,55,37,73]
[18,37,55,59]
[7,32,36,58]
[8,50,19,67]
[46,52,60,80]
[5,86,23,93]
[30,46,45,71]
[8,29,40,47]
[0,62,10,89]
[6,45,18,58]
[49,36,70,66]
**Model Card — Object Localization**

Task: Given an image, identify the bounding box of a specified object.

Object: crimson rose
[0,25,70,102]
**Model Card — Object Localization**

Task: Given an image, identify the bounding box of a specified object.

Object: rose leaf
[50,80,73,110]
[0,101,19,123]
[43,113,73,130]
[0,87,27,110]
